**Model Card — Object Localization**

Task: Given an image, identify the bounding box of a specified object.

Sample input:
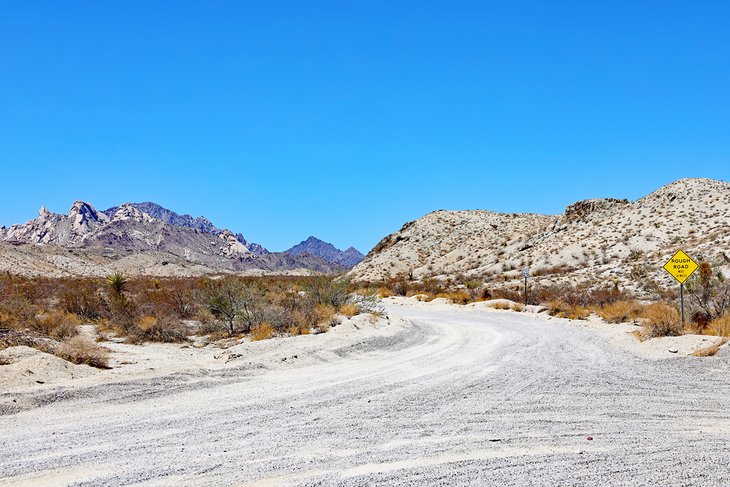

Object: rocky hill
[0,201,344,277]
[102,202,269,254]
[286,236,364,268]
[349,178,730,295]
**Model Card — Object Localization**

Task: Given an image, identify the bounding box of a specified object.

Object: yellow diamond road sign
[663,249,699,284]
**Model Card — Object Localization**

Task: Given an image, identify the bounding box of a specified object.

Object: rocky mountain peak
[38,206,52,220]
[68,201,106,233]
[111,204,155,224]
[286,236,364,268]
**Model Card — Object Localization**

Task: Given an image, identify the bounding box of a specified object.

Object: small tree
[197,278,262,336]
[304,276,350,308]
[687,262,730,326]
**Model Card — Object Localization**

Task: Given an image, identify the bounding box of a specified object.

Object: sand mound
[0,346,98,390]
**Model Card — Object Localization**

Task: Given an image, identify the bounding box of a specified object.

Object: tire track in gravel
[1,305,730,486]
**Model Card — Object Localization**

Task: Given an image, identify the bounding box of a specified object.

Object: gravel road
[2,305,730,486]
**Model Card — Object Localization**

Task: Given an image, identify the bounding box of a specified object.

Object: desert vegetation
[355,261,730,343]
[0,273,370,368]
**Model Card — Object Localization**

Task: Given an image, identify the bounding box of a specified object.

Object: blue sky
[1,1,728,252]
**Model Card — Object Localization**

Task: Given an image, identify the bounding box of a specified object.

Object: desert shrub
[287,323,311,336]
[0,328,56,354]
[56,336,109,368]
[488,301,524,312]
[434,290,471,305]
[339,303,359,317]
[126,315,189,344]
[690,341,726,357]
[492,288,527,303]
[313,303,337,324]
[546,301,590,320]
[350,294,383,315]
[0,296,38,330]
[137,279,197,319]
[640,302,682,338]
[305,276,350,308]
[33,311,80,340]
[595,300,644,324]
[707,315,730,337]
[260,305,293,333]
[251,322,274,341]
[419,278,445,295]
[687,262,730,323]
[58,279,107,319]
[390,279,411,296]
[106,272,128,295]
[196,278,263,336]
[377,286,394,298]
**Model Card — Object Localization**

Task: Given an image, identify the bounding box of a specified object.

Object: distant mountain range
[0,201,363,277]
[286,236,364,268]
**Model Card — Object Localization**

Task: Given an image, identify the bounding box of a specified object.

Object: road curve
[2,305,730,486]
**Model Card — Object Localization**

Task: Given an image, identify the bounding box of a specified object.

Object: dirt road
[2,304,730,486]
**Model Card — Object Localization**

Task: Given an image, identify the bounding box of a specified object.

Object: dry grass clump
[690,338,728,357]
[595,300,644,324]
[32,311,81,340]
[488,301,524,312]
[287,324,311,336]
[640,302,682,338]
[339,303,359,318]
[127,316,189,344]
[434,290,471,305]
[546,301,590,320]
[251,322,274,341]
[706,315,730,337]
[56,336,109,369]
[377,287,394,298]
[314,304,337,324]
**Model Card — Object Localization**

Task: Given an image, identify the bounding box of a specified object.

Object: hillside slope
[349,178,730,294]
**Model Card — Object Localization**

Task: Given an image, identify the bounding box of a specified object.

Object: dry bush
[0,296,38,330]
[640,302,682,338]
[339,303,359,317]
[378,287,394,298]
[489,301,524,312]
[313,304,336,324]
[690,339,727,357]
[56,336,109,369]
[58,280,107,319]
[0,328,56,354]
[595,300,644,324]
[434,290,471,305]
[251,322,274,341]
[707,315,730,337]
[33,311,80,340]
[546,301,590,320]
[127,316,189,344]
[287,324,311,336]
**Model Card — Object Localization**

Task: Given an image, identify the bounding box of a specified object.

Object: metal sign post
[663,249,698,324]
[522,267,530,306]
[680,283,685,324]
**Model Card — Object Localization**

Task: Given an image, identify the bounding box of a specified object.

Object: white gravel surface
[2,304,730,486]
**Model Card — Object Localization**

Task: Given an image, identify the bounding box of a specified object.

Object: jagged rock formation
[349,178,730,294]
[102,202,268,254]
[0,201,343,276]
[285,236,364,268]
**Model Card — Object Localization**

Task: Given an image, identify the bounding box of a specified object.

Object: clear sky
[1,1,728,252]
